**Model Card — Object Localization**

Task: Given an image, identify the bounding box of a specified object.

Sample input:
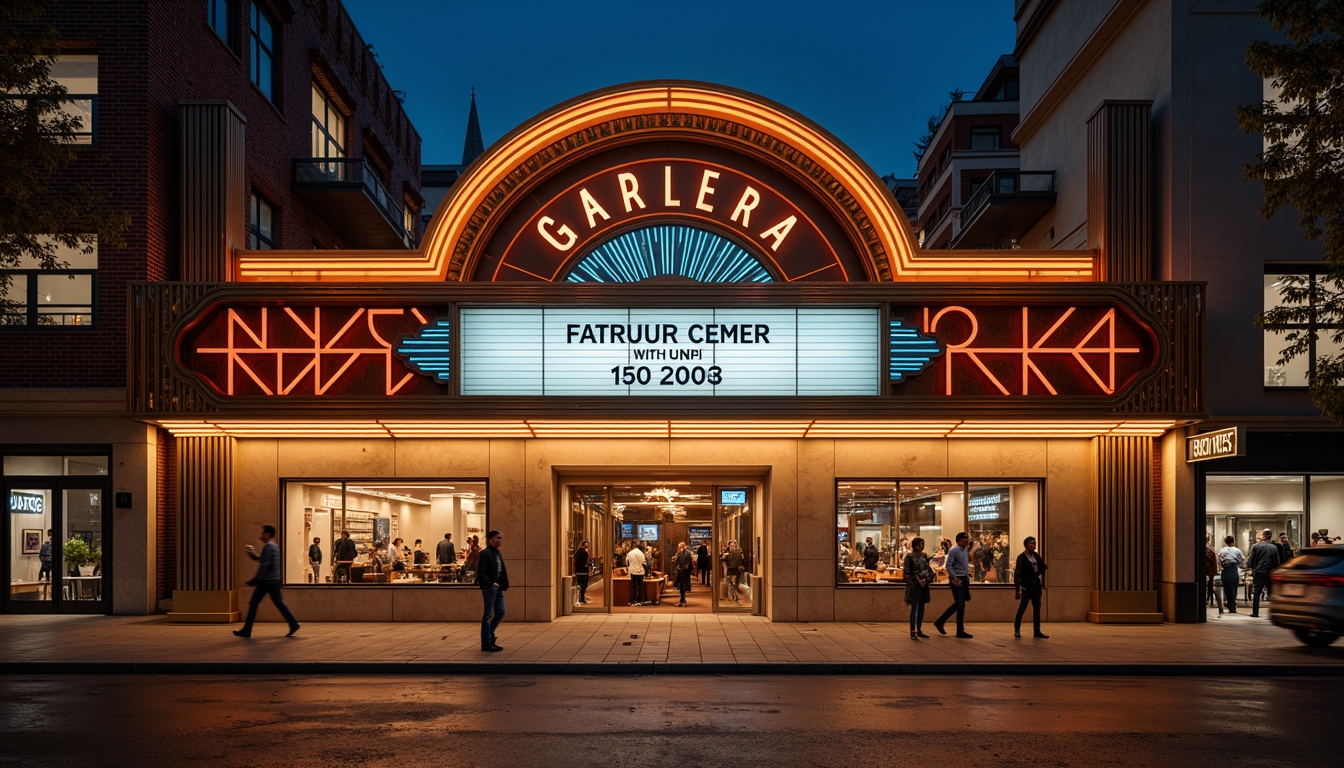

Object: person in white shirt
[1217,535,1246,613]
[626,541,648,606]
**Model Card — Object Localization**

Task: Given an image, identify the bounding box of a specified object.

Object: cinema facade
[50,83,1211,624]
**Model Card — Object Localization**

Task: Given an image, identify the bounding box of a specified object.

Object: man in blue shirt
[933,531,974,638]
[234,524,300,638]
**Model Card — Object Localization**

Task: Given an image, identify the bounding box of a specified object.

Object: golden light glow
[152,419,1180,439]
[234,82,1096,283]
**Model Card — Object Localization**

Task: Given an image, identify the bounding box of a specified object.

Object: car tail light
[1305,575,1344,588]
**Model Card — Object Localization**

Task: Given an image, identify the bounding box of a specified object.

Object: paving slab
[1,610,1341,675]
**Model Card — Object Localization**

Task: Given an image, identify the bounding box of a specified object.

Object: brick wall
[0,0,423,388]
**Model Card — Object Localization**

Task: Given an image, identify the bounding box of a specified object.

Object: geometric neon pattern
[394,319,452,382]
[888,318,943,382]
[566,224,774,283]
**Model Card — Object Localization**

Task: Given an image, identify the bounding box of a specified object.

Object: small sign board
[1186,426,1243,463]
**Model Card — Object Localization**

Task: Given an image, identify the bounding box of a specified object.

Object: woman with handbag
[903,537,934,639]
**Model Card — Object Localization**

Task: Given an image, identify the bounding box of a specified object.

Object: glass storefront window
[1309,476,1344,546]
[283,480,486,585]
[1206,475,1304,553]
[837,479,1041,586]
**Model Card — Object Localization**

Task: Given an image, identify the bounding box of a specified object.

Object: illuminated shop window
[250,2,275,101]
[1262,271,1343,387]
[566,224,774,283]
[836,479,1040,586]
[248,192,275,249]
[0,236,97,328]
[282,480,487,586]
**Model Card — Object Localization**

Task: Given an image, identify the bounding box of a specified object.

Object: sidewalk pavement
[2,609,1342,676]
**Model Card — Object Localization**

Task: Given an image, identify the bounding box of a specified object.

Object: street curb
[3,661,1342,676]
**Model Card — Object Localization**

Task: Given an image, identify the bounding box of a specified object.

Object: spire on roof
[461,88,484,167]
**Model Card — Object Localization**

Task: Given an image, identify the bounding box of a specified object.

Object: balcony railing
[292,158,414,248]
[953,171,1056,248]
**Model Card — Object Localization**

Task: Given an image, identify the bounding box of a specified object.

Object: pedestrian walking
[626,540,648,605]
[1204,535,1223,614]
[673,541,693,606]
[307,536,322,583]
[1217,535,1245,613]
[903,537,933,639]
[233,525,299,638]
[476,529,508,652]
[333,529,356,583]
[1013,536,1049,638]
[573,539,591,604]
[932,532,973,638]
[1248,529,1281,617]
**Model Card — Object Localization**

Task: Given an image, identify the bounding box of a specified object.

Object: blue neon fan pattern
[888,318,943,382]
[566,224,774,283]
[394,319,452,382]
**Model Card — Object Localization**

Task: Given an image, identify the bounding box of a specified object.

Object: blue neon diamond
[395,319,451,382]
[889,318,943,382]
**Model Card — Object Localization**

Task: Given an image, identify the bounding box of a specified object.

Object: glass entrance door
[714,486,755,612]
[4,480,107,614]
[569,487,608,611]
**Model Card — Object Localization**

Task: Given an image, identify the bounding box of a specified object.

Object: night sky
[342,0,1014,178]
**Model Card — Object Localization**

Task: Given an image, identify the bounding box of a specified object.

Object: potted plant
[63,537,96,576]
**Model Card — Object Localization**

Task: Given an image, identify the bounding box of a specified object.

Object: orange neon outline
[491,157,841,282]
[927,305,1145,396]
[233,82,1095,283]
[194,306,426,396]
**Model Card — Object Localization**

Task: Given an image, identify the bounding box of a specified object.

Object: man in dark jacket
[234,525,299,638]
[1248,529,1282,618]
[862,537,879,569]
[436,533,456,565]
[476,529,508,652]
[1277,533,1294,566]
[332,529,357,584]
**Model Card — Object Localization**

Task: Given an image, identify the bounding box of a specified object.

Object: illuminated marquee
[172,298,1160,401]
[892,303,1157,397]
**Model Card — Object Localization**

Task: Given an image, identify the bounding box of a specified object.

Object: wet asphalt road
[0,674,1333,767]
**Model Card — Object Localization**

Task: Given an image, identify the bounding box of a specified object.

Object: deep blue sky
[343,0,1014,178]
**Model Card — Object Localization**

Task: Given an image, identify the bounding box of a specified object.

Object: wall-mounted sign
[1186,426,1243,463]
[9,490,45,515]
[720,489,748,506]
[458,307,879,396]
[967,489,1007,522]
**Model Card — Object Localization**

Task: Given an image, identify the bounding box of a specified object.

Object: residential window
[970,126,1001,151]
[310,82,345,160]
[836,479,1040,586]
[282,480,487,585]
[207,0,231,46]
[248,192,275,249]
[49,54,97,145]
[250,2,275,101]
[1263,271,1344,387]
[402,202,417,241]
[1,236,97,328]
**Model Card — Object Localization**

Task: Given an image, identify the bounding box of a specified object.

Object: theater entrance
[563,479,761,615]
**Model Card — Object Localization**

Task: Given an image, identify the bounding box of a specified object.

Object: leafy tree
[1239,0,1344,423]
[1,0,128,319]
[912,89,965,164]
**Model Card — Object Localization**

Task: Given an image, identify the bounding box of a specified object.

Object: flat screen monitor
[688,526,711,540]
[620,522,634,539]
[719,489,747,506]
[637,523,660,541]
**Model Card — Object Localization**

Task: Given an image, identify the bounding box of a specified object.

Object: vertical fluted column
[179,101,246,282]
[1087,100,1152,282]
[1089,435,1162,622]
[167,435,239,622]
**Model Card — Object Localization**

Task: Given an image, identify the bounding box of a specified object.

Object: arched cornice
[235,82,1094,282]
